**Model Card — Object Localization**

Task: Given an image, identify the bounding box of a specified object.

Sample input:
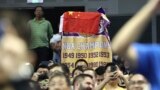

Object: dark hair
[38,63,49,70]
[49,64,70,76]
[75,59,88,67]
[95,66,105,75]
[34,6,44,12]
[72,66,83,77]
[72,74,93,86]
[49,71,71,86]
[104,62,117,72]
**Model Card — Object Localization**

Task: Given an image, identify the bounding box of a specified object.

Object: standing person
[28,6,53,69]
[111,0,160,90]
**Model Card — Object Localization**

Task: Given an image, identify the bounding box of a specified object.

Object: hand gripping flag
[59,11,101,34]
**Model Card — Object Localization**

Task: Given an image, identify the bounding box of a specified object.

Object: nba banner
[61,34,112,70]
[60,11,112,74]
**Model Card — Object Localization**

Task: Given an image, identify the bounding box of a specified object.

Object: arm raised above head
[112,0,160,61]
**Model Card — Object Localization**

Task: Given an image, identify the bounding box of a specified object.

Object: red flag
[62,11,101,34]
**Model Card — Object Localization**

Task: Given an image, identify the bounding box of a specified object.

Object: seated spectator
[48,64,70,77]
[102,63,126,90]
[31,62,49,90]
[95,66,105,85]
[75,59,88,69]
[73,74,94,90]
[72,66,84,78]
[48,71,71,90]
[31,63,49,82]
[128,74,150,90]
[83,68,97,86]
[37,62,49,74]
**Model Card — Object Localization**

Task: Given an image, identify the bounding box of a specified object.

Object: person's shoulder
[43,19,50,23]
[44,20,52,25]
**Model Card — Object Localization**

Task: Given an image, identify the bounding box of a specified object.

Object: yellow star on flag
[68,11,73,15]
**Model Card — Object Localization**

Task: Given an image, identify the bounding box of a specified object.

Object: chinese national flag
[62,11,101,34]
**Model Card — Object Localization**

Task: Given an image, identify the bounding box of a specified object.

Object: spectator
[28,6,53,69]
[128,74,150,90]
[72,66,83,78]
[31,63,49,82]
[73,74,94,90]
[48,64,70,77]
[50,33,61,63]
[83,68,97,86]
[0,24,33,81]
[95,66,105,85]
[48,71,71,90]
[75,59,88,69]
[102,63,126,90]
[37,62,49,74]
[0,11,37,90]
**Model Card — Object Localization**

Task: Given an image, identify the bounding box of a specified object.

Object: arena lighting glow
[27,0,43,3]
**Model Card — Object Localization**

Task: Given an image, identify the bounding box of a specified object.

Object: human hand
[115,65,123,78]
[31,72,40,81]
[104,70,117,82]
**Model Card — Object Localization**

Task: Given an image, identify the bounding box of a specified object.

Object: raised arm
[94,72,114,90]
[112,0,160,60]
